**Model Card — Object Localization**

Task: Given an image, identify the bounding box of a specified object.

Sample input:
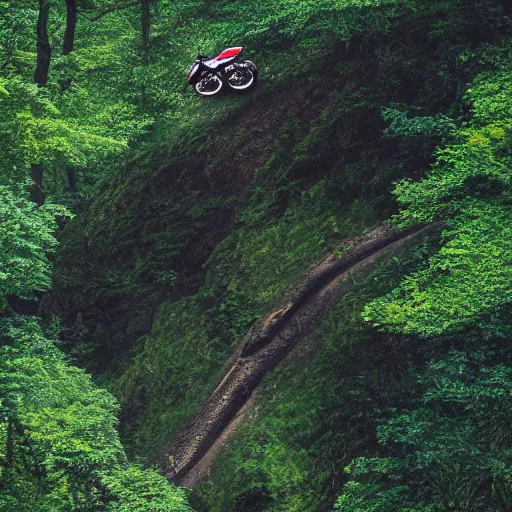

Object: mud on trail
[161,224,437,486]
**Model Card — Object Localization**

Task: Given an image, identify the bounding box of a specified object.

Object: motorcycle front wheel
[195,74,223,96]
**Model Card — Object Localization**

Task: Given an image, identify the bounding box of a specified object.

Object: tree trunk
[63,0,77,55]
[29,164,45,205]
[34,0,51,87]
[66,167,77,192]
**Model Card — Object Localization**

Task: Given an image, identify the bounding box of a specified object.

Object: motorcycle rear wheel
[227,67,257,92]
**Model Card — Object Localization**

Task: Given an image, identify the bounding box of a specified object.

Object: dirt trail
[161,224,437,485]
[179,393,257,488]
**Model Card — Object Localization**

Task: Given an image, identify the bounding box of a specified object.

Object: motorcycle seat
[204,47,242,69]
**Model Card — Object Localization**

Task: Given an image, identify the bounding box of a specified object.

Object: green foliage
[340,39,512,510]
[0,0,151,197]
[0,320,193,512]
[2,0,510,510]
[382,106,456,139]
[0,177,193,510]
[335,482,434,512]
[58,0,456,369]
[100,465,192,512]
[47,3,512,512]
[112,181,376,460]
[0,184,68,308]
[336,338,512,511]
[0,75,143,192]
[363,42,512,336]
[113,296,230,459]
[207,180,376,310]
[365,204,512,336]
[0,111,192,510]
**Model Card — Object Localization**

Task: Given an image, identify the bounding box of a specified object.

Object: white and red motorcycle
[187,47,258,97]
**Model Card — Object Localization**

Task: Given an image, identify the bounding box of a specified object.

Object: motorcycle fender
[225,61,258,78]
[241,60,257,73]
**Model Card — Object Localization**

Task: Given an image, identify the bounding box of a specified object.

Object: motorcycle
[187,47,258,97]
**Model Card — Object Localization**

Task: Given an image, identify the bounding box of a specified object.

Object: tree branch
[77,1,140,22]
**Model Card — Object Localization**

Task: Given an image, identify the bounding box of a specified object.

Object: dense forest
[1,0,511,510]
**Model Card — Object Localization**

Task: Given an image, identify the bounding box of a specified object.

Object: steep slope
[48,1,510,511]
[162,224,436,485]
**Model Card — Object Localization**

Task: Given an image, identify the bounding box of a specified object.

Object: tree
[76,1,140,22]
[63,0,77,56]
[0,185,67,307]
[34,0,51,87]
[335,345,512,512]
[363,42,512,337]
[0,319,194,511]
[0,179,193,510]
[141,0,151,60]
[338,32,512,512]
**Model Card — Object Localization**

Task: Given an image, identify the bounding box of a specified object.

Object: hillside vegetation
[1,0,511,511]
